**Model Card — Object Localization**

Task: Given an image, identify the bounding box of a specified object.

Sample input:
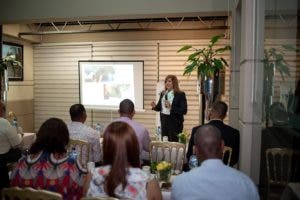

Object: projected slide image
[104,84,130,100]
[84,66,115,82]
[79,61,143,110]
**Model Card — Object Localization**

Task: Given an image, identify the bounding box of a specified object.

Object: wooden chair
[149,141,186,172]
[266,148,293,199]
[67,139,90,168]
[2,186,62,200]
[222,146,232,166]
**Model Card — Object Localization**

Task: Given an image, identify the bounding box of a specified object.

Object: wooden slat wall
[158,40,231,126]
[33,39,231,135]
[34,44,92,130]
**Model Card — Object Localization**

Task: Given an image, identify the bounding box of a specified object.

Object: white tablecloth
[21,132,36,149]
[159,175,176,200]
[162,190,171,200]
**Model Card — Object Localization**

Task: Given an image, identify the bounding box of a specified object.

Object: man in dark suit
[186,101,240,167]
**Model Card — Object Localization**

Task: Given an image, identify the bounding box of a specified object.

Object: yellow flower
[156,161,171,171]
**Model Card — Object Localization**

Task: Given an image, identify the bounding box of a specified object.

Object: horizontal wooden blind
[158,39,231,127]
[33,39,231,135]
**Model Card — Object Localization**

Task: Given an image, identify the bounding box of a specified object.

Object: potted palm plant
[177,34,231,122]
[263,45,295,127]
[178,34,230,98]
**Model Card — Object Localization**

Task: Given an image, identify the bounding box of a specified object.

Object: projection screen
[79,61,144,110]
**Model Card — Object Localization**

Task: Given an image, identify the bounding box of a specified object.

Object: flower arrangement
[156,161,172,182]
[150,162,158,173]
[0,55,22,71]
[178,131,189,144]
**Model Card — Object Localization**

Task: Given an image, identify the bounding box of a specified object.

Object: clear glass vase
[157,169,171,182]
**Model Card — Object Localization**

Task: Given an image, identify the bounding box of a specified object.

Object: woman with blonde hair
[87,121,162,200]
[151,74,187,141]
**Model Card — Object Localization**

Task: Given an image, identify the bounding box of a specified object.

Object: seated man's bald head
[194,124,223,160]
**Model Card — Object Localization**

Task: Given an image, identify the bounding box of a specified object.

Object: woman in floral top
[11,118,87,200]
[87,121,162,200]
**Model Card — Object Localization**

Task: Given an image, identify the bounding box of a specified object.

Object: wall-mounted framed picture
[2,42,24,81]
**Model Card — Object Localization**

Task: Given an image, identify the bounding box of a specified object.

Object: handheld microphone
[164,90,168,100]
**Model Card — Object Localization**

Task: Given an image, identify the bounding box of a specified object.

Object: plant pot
[198,71,220,122]
[199,71,220,101]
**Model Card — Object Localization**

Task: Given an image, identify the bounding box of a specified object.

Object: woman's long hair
[164,74,181,93]
[29,118,69,154]
[102,121,140,197]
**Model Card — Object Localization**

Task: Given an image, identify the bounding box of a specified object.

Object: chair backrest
[67,139,90,168]
[2,187,63,200]
[222,146,232,166]
[266,148,293,186]
[149,141,186,172]
[81,197,119,200]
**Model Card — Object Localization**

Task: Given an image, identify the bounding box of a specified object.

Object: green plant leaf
[198,63,207,76]
[177,45,193,53]
[220,58,229,66]
[179,34,230,77]
[281,44,296,51]
[213,59,223,70]
[188,50,202,61]
[183,61,197,75]
[210,34,223,45]
[215,45,231,53]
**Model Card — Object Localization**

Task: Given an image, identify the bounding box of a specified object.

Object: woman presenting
[151,75,187,142]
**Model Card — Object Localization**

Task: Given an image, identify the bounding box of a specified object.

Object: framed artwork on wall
[2,42,24,81]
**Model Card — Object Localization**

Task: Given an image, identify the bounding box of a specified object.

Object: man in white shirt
[172,124,259,200]
[0,101,22,189]
[115,99,151,162]
[67,104,101,165]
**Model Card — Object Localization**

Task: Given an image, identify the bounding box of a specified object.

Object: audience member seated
[172,125,259,200]
[187,101,240,167]
[10,118,87,200]
[68,104,102,165]
[115,99,151,162]
[0,101,22,190]
[86,121,162,200]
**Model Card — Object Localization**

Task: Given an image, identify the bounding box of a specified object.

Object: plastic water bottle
[156,126,161,141]
[69,147,78,160]
[189,155,199,169]
[95,123,101,136]
[12,119,18,131]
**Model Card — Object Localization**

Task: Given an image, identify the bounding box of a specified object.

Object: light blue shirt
[115,117,151,153]
[171,159,259,200]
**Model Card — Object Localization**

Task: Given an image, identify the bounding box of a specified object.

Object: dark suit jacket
[153,91,187,125]
[186,120,240,166]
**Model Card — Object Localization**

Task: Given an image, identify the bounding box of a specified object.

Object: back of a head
[30,118,69,154]
[119,99,134,115]
[69,104,86,121]
[194,124,223,160]
[102,121,140,197]
[211,101,228,119]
